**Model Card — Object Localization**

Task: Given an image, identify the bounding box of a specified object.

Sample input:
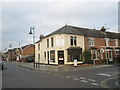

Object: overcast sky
[1,0,119,52]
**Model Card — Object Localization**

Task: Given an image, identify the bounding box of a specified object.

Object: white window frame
[106,38,110,47]
[115,39,118,47]
[93,50,97,60]
[89,38,95,46]
[106,51,109,59]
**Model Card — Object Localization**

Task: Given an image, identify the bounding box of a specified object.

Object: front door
[58,51,64,65]
[47,51,49,64]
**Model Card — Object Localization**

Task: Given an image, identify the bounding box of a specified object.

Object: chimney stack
[39,35,44,40]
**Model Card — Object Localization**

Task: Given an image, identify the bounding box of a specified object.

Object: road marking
[80,77,86,79]
[81,80,87,83]
[88,79,96,82]
[73,78,79,81]
[91,83,98,86]
[66,76,71,78]
[98,73,111,77]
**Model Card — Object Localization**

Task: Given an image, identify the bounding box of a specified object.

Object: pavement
[16,62,116,73]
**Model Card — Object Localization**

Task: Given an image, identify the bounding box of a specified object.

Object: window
[109,50,112,58]
[44,52,46,60]
[70,36,73,46]
[70,36,77,46]
[38,43,40,50]
[74,36,77,46]
[47,39,49,47]
[38,54,40,61]
[106,51,109,59]
[67,49,82,62]
[93,50,97,59]
[106,38,110,47]
[115,39,118,47]
[51,37,54,47]
[89,38,94,46]
[50,50,55,62]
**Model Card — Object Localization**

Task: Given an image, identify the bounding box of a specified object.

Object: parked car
[0,61,5,70]
[26,57,34,63]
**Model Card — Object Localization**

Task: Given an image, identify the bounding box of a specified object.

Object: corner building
[35,25,120,65]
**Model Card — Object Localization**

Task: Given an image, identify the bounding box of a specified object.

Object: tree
[83,50,92,64]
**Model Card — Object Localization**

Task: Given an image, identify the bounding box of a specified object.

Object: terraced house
[35,25,120,65]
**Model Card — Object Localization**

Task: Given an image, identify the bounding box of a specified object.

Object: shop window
[51,37,54,47]
[50,50,55,62]
[67,50,82,62]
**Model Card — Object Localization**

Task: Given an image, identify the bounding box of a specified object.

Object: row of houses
[35,25,120,65]
[3,44,35,62]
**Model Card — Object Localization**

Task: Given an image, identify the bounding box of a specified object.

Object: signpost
[74,59,77,67]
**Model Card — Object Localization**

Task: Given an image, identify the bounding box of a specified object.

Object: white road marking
[98,73,111,77]
[91,83,98,86]
[80,77,86,79]
[66,76,71,78]
[73,78,79,81]
[81,80,87,83]
[88,79,96,82]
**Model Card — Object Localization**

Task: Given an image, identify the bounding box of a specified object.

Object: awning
[105,47,113,49]
[115,47,120,49]
[66,47,82,50]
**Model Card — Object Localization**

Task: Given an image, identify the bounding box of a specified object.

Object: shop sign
[59,58,63,60]
[74,59,77,66]
[56,36,64,46]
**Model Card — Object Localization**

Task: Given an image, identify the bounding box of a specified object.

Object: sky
[0,0,119,52]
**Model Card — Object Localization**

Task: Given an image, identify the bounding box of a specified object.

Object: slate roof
[36,25,120,43]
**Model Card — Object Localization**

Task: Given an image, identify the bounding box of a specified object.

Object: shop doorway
[58,51,64,65]
[47,51,49,64]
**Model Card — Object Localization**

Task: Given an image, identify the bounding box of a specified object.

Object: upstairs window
[106,38,110,47]
[70,36,77,46]
[115,39,118,47]
[89,38,95,46]
[74,36,77,46]
[47,39,49,48]
[70,36,73,46]
[38,43,40,50]
[51,37,54,47]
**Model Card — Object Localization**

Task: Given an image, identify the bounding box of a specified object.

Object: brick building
[35,25,120,65]
[20,44,35,62]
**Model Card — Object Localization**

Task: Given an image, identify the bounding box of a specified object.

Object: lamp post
[9,44,12,63]
[29,26,35,68]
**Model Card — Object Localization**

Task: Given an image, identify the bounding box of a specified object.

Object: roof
[21,44,34,50]
[36,25,120,43]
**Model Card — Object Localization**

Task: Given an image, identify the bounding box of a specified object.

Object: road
[2,62,119,89]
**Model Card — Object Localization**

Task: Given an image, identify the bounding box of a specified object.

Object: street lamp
[29,26,35,68]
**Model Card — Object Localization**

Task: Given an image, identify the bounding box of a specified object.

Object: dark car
[0,61,5,70]
[26,57,34,63]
